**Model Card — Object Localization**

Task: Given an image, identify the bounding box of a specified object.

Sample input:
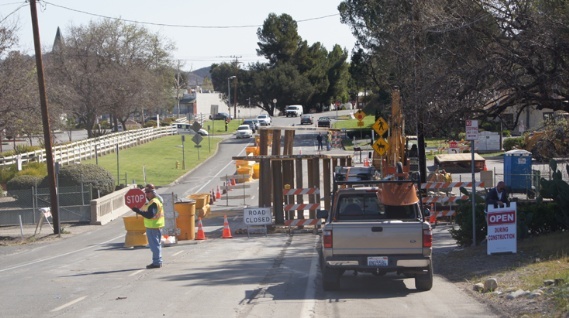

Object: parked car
[300,114,314,125]
[235,125,253,139]
[257,114,271,126]
[210,112,232,121]
[317,116,331,128]
[242,119,260,132]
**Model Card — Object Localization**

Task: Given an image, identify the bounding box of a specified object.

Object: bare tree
[0,51,41,144]
[46,20,175,138]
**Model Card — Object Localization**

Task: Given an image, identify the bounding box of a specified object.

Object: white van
[285,105,303,117]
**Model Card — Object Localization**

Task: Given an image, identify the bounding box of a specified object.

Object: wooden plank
[271,129,281,156]
[295,157,303,219]
[272,160,284,224]
[323,158,331,211]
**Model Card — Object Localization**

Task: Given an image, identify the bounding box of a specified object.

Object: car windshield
[238,126,249,130]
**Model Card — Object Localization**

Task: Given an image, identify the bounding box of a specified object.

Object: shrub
[17,162,48,177]
[517,201,565,237]
[450,185,568,246]
[39,163,115,197]
[0,165,18,184]
[503,137,524,151]
[449,188,487,246]
[99,120,111,129]
[161,117,175,125]
[6,175,43,191]
[14,145,42,154]
[143,120,157,128]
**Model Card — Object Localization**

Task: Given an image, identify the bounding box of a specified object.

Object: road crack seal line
[236,235,293,317]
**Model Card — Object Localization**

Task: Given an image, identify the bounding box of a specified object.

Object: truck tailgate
[330,221,424,255]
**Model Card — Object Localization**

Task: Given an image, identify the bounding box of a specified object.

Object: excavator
[371,87,450,183]
[371,87,409,175]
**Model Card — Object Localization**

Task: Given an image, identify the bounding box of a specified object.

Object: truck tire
[322,266,341,291]
[415,262,433,291]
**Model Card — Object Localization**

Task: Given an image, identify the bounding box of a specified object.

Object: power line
[0,3,26,23]
[41,1,339,29]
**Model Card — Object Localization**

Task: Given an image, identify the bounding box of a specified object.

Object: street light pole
[227,76,236,117]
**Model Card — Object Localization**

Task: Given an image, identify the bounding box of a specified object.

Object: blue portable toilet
[504,149,532,193]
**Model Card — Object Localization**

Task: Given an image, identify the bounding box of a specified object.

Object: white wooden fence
[0,126,176,167]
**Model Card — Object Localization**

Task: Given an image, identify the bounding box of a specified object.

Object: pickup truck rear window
[336,193,418,220]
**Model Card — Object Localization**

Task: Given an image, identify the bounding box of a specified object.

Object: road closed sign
[243,207,272,225]
[124,188,146,209]
[487,202,517,255]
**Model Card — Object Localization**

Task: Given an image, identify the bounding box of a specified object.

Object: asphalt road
[0,111,500,317]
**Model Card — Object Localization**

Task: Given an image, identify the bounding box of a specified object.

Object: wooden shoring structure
[232,127,351,224]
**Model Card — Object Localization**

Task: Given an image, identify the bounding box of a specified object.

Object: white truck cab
[285,105,303,117]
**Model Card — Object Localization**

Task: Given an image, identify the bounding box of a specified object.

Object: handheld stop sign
[124,188,146,209]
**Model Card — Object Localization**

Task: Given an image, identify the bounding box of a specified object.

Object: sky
[2,0,358,71]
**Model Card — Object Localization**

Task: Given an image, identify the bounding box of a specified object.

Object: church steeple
[52,27,64,52]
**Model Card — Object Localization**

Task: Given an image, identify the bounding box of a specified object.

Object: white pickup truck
[317,167,433,291]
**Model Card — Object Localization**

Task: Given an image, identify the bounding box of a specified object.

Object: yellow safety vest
[142,197,164,229]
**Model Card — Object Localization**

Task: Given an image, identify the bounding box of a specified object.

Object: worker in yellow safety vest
[132,188,164,269]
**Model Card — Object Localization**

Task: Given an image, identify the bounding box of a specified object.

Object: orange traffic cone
[364,158,370,167]
[222,215,233,239]
[483,163,488,171]
[216,186,221,199]
[429,211,437,225]
[195,217,206,240]
[231,177,236,186]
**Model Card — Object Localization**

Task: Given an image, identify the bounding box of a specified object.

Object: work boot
[146,263,162,269]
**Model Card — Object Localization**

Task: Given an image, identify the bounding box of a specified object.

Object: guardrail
[0,126,176,167]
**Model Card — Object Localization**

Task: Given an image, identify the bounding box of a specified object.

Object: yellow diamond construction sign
[373,138,389,156]
[373,117,388,136]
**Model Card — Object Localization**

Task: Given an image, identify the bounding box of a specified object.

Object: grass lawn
[82,135,223,187]
[333,114,374,129]
[201,119,243,134]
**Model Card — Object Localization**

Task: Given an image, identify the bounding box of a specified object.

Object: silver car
[242,119,260,132]
[235,124,253,139]
[256,114,271,126]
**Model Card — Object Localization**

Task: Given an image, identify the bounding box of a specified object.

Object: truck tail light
[423,228,432,248]
[323,230,333,248]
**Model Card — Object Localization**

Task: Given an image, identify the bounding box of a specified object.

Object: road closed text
[243,207,272,225]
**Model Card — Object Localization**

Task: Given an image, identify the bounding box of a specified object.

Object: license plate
[367,256,388,266]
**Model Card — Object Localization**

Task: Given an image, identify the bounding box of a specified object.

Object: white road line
[50,296,87,312]
[172,250,184,257]
[195,143,252,194]
[300,238,318,318]
[0,235,124,273]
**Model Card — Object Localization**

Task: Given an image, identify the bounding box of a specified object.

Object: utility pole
[233,78,238,119]
[29,0,60,235]
[176,60,181,118]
